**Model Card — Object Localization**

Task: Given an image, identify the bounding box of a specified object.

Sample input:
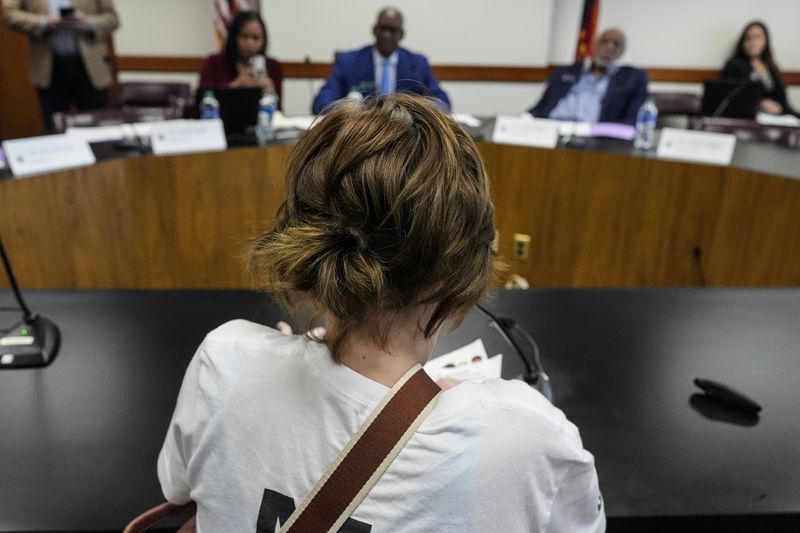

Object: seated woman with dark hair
[157,94,604,532]
[198,10,283,109]
[722,20,798,116]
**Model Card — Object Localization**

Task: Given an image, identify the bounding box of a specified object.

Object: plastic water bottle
[199,90,220,120]
[633,98,658,149]
[256,90,278,143]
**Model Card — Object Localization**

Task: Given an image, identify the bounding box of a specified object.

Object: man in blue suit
[312,7,450,114]
[529,28,648,125]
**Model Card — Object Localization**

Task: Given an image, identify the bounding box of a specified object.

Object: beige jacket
[2,0,119,89]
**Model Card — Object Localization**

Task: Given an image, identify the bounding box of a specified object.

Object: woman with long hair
[198,10,283,108]
[722,21,797,116]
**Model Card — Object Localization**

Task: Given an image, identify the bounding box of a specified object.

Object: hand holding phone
[249,55,267,77]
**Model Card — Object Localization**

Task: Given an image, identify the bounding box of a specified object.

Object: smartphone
[59,6,75,18]
[249,55,267,77]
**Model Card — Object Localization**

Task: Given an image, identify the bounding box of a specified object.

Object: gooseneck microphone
[711,81,750,118]
[692,246,707,287]
[476,304,554,404]
[0,238,60,368]
[304,54,315,103]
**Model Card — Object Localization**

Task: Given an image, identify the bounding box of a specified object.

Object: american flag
[213,0,259,48]
[574,0,600,62]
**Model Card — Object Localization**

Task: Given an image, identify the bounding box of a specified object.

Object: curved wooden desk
[1,141,799,288]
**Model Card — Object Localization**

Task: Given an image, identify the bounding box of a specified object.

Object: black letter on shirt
[256,488,372,532]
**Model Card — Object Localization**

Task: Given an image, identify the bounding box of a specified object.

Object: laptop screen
[195,87,261,135]
[701,80,765,119]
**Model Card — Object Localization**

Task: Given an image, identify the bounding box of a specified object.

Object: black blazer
[721,56,798,116]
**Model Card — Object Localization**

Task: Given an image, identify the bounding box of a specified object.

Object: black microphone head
[524,372,554,404]
[496,317,517,330]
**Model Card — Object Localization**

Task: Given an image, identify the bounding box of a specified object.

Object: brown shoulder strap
[280,365,441,532]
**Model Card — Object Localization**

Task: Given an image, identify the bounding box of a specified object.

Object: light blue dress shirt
[549,63,619,123]
[372,47,399,95]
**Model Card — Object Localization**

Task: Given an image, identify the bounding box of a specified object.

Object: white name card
[492,116,560,149]
[2,135,96,177]
[150,119,227,156]
[656,128,737,166]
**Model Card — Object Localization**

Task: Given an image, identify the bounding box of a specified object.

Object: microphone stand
[305,55,315,104]
[711,82,751,118]
[0,238,60,368]
[476,304,554,404]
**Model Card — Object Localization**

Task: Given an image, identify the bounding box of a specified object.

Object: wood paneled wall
[116,56,800,85]
[0,146,290,289]
[0,17,44,140]
[480,143,800,287]
[2,143,799,289]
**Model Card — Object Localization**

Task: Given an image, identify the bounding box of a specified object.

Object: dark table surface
[1,288,799,532]
[3,119,799,181]
[473,117,800,181]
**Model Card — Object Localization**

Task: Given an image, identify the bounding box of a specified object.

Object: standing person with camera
[2,0,120,132]
[198,10,283,110]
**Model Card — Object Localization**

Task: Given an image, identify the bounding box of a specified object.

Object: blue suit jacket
[312,45,451,114]
[529,63,649,125]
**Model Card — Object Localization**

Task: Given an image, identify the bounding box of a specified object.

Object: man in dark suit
[312,7,450,114]
[529,28,648,125]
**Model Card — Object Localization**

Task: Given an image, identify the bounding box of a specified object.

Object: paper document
[271,112,317,130]
[65,124,128,143]
[557,121,592,137]
[425,339,503,382]
[150,119,227,155]
[452,113,481,127]
[2,134,96,177]
[755,112,800,127]
[657,127,736,166]
[64,121,166,143]
[492,116,560,148]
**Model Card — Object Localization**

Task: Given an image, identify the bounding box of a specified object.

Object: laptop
[701,79,765,119]
[195,87,261,141]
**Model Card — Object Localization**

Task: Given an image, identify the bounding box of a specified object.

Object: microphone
[711,81,750,118]
[304,54,315,103]
[476,304,554,403]
[115,120,150,154]
[0,238,60,368]
[692,246,707,287]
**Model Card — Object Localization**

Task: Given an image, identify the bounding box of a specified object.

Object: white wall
[596,0,800,68]
[113,0,800,114]
[264,0,553,65]
[115,0,217,56]
[262,0,553,114]
[549,0,800,112]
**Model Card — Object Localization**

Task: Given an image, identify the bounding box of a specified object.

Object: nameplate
[150,119,227,156]
[492,116,560,149]
[656,128,736,166]
[2,135,96,177]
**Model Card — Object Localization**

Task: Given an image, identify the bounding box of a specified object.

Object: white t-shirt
[158,320,605,532]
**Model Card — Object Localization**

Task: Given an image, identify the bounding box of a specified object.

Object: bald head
[593,28,626,69]
[373,7,404,57]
